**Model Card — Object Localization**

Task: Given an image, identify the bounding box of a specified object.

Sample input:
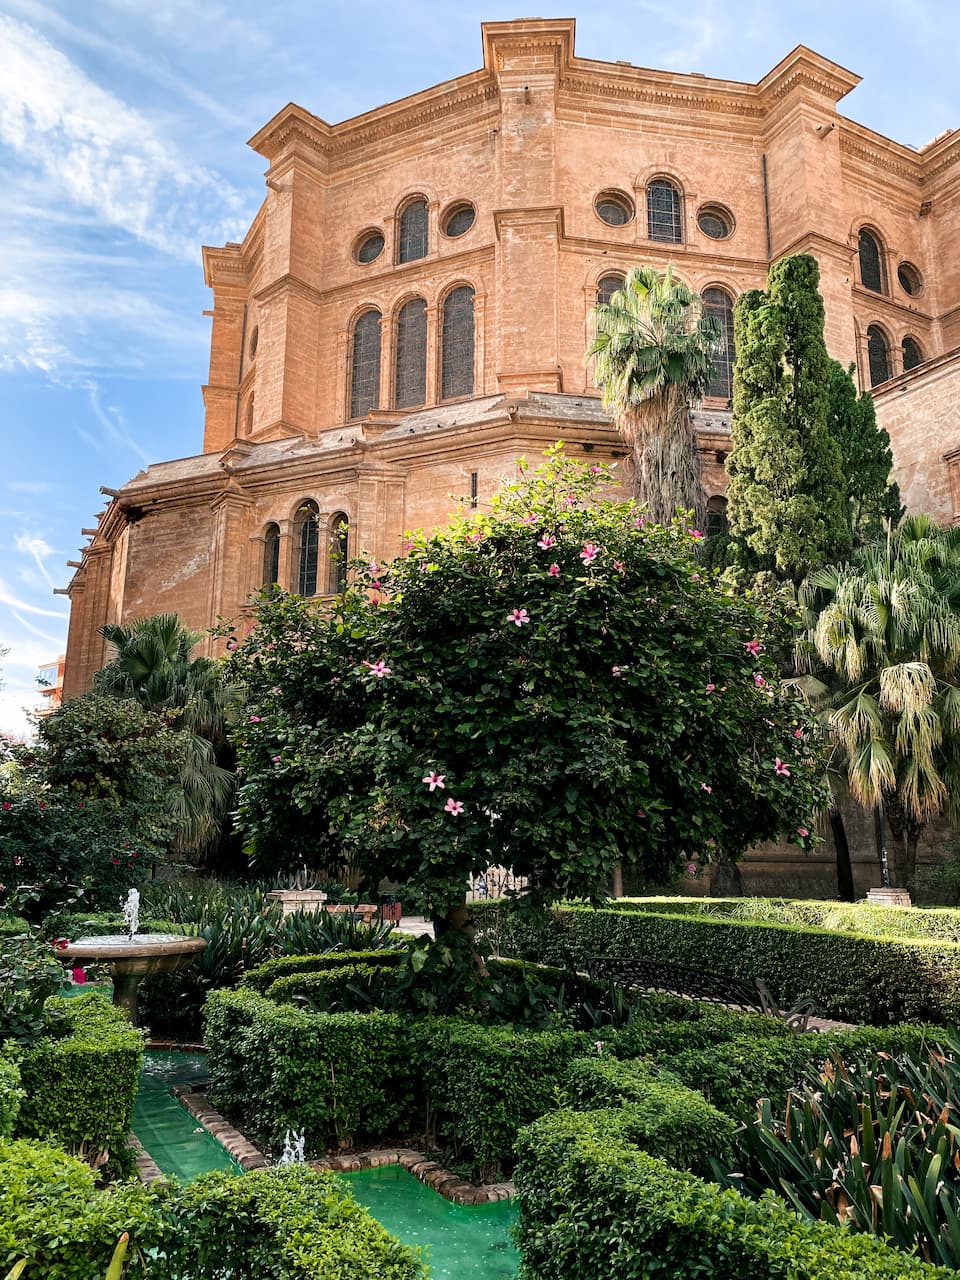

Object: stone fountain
[57,889,206,1026]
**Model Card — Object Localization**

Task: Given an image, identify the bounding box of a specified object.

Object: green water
[133,1050,241,1181]
[338,1164,519,1280]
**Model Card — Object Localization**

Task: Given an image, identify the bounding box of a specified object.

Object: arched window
[295,500,319,597]
[867,326,891,387]
[596,273,625,305]
[858,228,884,293]
[394,297,427,408]
[398,199,428,264]
[902,336,924,372]
[702,288,735,401]
[244,394,254,435]
[705,496,728,538]
[327,513,349,594]
[647,179,682,243]
[262,523,280,591]
[441,285,475,400]
[349,309,381,419]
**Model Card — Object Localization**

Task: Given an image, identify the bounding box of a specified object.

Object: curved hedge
[240,949,405,994]
[514,1108,956,1280]
[477,903,960,1024]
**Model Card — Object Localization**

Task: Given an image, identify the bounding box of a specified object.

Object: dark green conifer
[825,359,901,541]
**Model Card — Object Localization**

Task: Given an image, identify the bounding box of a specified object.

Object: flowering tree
[227,449,825,933]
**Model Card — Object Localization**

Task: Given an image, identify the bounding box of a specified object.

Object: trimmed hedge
[265,963,401,1010]
[411,1019,590,1180]
[562,1059,733,1175]
[240,949,405,994]
[15,995,143,1164]
[0,1056,23,1139]
[514,1108,956,1280]
[478,903,960,1024]
[205,988,416,1150]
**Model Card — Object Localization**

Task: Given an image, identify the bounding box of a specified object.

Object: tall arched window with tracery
[398,199,428,264]
[394,297,427,408]
[702,288,735,401]
[327,513,349,594]
[441,285,475,400]
[858,228,885,293]
[647,179,682,243]
[295,500,319,597]
[902,336,923,373]
[867,325,891,387]
[596,273,625,305]
[262,523,280,591]
[349,309,381,419]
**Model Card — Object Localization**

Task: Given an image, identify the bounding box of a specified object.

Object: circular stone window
[355,230,385,264]
[697,205,734,239]
[594,191,634,227]
[442,203,476,238]
[897,261,923,296]
[248,325,259,358]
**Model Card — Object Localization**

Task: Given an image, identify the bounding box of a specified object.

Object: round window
[356,231,385,264]
[594,191,634,227]
[442,203,476,237]
[897,262,923,297]
[697,205,734,239]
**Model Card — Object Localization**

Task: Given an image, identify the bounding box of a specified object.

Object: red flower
[1,803,10,811]
[71,968,87,985]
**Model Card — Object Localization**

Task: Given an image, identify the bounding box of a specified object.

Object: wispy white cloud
[0,15,251,260]
[0,578,70,620]
[14,533,56,589]
[7,480,54,496]
[10,609,63,647]
[82,381,153,466]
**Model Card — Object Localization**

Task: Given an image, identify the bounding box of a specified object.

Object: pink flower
[580,542,600,565]
[634,515,646,528]
[444,798,465,816]
[688,529,704,540]
[370,580,382,590]
[685,862,698,877]
[272,755,282,764]
[1,803,9,811]
[250,715,262,723]
[691,572,701,582]
[744,639,762,657]
[613,560,626,574]
[13,857,21,866]
[548,563,560,577]
[71,968,87,985]
[368,559,379,574]
[465,531,484,544]
[754,673,766,688]
[520,512,537,526]
[565,494,577,506]
[612,665,626,677]
[507,608,530,627]
[797,827,810,837]
[636,808,646,819]
[793,728,804,739]
[226,638,238,651]
[537,534,557,551]
[774,758,791,777]
[112,859,120,866]
[590,464,602,474]
[423,772,446,792]
[705,683,716,694]
[55,938,68,949]
[363,659,392,677]
[700,782,712,793]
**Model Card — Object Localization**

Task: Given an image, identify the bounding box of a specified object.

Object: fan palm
[94,614,235,855]
[798,516,960,889]
[588,265,721,526]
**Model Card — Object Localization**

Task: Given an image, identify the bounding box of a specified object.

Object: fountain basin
[58,934,207,1025]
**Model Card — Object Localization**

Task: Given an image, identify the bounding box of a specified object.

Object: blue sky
[0,0,956,735]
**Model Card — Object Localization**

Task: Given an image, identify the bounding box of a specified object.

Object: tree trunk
[711,859,742,897]
[612,862,624,898]
[828,806,855,901]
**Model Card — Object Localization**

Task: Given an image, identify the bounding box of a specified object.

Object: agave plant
[718,1037,960,1268]
[277,908,396,954]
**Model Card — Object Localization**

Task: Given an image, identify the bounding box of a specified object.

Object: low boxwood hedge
[514,1108,956,1279]
[15,994,142,1165]
[265,963,401,1010]
[204,988,416,1151]
[0,1056,23,1140]
[478,903,960,1024]
[239,949,405,994]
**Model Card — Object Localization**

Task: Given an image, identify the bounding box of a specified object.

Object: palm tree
[798,516,960,891]
[588,265,721,527]
[94,614,235,856]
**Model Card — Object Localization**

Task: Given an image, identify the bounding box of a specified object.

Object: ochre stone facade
[62,19,960,887]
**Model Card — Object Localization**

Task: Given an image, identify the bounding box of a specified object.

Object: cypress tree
[726,255,851,581]
[825,359,901,541]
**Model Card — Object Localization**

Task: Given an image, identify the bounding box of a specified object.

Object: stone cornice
[202,244,247,290]
[559,71,764,120]
[253,272,327,309]
[838,127,923,185]
[871,344,960,401]
[756,45,860,106]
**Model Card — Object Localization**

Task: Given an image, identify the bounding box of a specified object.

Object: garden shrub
[605,999,791,1058]
[166,1165,426,1280]
[411,1018,590,1180]
[0,1138,165,1280]
[15,995,143,1166]
[482,903,960,1024]
[0,932,64,1045]
[0,1056,23,1139]
[265,962,401,1010]
[514,1108,955,1279]
[240,948,404,993]
[562,1059,733,1175]
[204,988,415,1151]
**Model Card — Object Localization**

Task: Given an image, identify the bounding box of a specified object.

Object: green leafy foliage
[240,948,405,993]
[227,448,825,922]
[513,1108,956,1279]
[726,255,851,580]
[0,934,63,1045]
[825,359,901,540]
[480,901,960,1024]
[15,995,143,1168]
[719,1040,960,1269]
[0,1057,23,1140]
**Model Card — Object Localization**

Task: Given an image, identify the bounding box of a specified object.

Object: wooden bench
[585,955,815,1032]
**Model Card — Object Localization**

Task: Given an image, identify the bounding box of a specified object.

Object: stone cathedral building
[61,18,960,892]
